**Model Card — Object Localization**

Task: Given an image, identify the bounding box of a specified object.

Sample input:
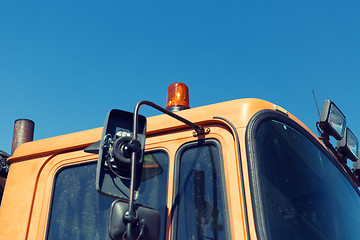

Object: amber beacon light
[165,82,190,112]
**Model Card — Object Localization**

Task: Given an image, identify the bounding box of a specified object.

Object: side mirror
[319,100,346,140]
[337,127,358,162]
[96,109,146,199]
[108,199,160,240]
[0,150,10,178]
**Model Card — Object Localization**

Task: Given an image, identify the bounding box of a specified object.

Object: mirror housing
[337,127,358,162]
[319,100,346,140]
[96,109,146,199]
[108,199,160,240]
[0,150,10,178]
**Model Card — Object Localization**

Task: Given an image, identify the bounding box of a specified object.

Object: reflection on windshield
[253,119,360,240]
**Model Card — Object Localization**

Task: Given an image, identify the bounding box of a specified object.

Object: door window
[173,140,229,240]
[47,151,168,240]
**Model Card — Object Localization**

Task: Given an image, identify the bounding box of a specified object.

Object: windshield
[249,118,360,240]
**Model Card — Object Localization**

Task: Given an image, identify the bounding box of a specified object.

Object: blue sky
[1,0,360,165]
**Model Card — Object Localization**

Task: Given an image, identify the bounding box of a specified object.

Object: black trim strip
[213,116,250,240]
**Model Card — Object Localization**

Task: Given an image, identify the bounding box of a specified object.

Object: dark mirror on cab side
[108,199,161,240]
[96,109,147,199]
[96,109,162,240]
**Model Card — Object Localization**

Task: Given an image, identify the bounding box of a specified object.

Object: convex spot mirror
[108,199,160,240]
[319,100,346,140]
[337,127,358,162]
[96,109,147,199]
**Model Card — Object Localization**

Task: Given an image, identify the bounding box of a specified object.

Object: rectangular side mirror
[108,199,160,240]
[96,109,147,199]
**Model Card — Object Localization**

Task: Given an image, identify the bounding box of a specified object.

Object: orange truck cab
[0,83,359,240]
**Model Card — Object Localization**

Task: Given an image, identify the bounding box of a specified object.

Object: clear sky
[1,0,359,166]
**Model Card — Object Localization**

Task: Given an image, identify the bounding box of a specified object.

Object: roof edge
[8,127,103,162]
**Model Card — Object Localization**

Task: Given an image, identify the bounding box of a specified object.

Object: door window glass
[47,151,168,240]
[174,141,229,240]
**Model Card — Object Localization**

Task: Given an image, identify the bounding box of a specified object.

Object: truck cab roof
[9,98,309,163]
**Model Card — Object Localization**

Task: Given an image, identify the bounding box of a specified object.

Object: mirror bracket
[108,199,160,240]
[99,100,211,239]
[123,210,138,224]
[124,100,211,238]
[319,133,346,164]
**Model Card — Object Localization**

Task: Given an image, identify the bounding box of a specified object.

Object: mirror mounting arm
[318,126,360,186]
[133,100,210,138]
[125,100,210,239]
[317,122,345,164]
[319,131,345,164]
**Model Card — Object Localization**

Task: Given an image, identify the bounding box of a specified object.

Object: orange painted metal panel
[0,154,51,240]
[0,98,323,240]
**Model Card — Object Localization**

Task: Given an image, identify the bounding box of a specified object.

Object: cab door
[146,121,247,240]
[27,122,245,240]
[27,149,169,240]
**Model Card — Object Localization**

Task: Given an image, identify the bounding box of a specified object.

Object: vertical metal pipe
[11,119,35,155]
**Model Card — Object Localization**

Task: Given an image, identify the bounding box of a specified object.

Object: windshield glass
[251,119,360,240]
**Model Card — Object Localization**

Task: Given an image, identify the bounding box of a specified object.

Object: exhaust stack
[11,119,35,155]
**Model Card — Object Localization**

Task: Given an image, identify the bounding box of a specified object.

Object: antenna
[312,90,320,117]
